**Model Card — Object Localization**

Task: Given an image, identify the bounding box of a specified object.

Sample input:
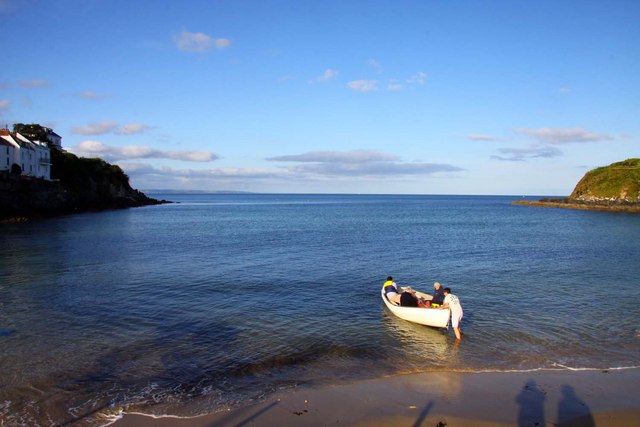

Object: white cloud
[0,99,9,113]
[407,71,427,85]
[347,80,379,93]
[267,149,463,177]
[267,150,400,163]
[18,79,50,88]
[120,162,289,189]
[466,134,498,141]
[387,82,403,91]
[72,121,118,135]
[491,146,563,162]
[368,59,383,74]
[284,162,463,177]
[117,123,153,135]
[278,75,297,82]
[72,121,153,135]
[514,127,612,144]
[74,91,109,99]
[173,31,231,52]
[311,68,338,83]
[558,87,571,93]
[70,140,218,162]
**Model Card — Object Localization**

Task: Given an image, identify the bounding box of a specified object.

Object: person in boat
[440,287,463,340]
[431,282,445,306]
[400,290,419,307]
[383,276,402,305]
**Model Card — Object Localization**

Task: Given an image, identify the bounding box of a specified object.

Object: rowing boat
[380,286,450,328]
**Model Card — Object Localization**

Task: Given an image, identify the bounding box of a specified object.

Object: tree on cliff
[13,123,49,143]
[1,123,164,220]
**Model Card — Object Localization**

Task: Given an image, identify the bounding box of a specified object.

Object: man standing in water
[440,287,463,339]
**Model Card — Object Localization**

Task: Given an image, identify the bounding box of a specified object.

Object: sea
[1,194,639,426]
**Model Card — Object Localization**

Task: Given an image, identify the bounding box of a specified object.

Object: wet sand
[112,368,640,426]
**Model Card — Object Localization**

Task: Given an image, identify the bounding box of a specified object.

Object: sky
[1,0,638,195]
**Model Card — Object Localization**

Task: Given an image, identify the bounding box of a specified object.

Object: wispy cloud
[70,141,218,162]
[346,80,379,93]
[117,123,153,135]
[73,91,110,99]
[382,72,428,91]
[514,127,612,144]
[124,163,282,179]
[73,121,118,135]
[283,162,463,177]
[407,71,427,85]
[491,146,563,162]
[558,87,571,93]
[278,75,297,82]
[18,79,50,88]
[72,121,153,136]
[0,99,9,114]
[116,150,463,190]
[466,134,498,141]
[387,81,403,91]
[368,59,383,74]
[267,150,463,177]
[173,30,231,52]
[267,150,400,163]
[310,68,338,83]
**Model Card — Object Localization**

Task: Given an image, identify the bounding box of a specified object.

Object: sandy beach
[112,368,640,427]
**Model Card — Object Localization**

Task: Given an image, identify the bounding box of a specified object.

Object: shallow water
[1,194,639,425]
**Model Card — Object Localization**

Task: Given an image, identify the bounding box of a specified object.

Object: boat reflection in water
[380,307,458,370]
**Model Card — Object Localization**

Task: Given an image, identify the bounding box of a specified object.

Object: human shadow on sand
[515,380,546,427]
[515,380,595,427]
[411,401,434,427]
[556,384,595,427]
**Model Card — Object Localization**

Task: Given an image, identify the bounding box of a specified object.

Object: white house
[16,133,51,179]
[0,128,52,180]
[1,132,20,172]
[45,127,62,150]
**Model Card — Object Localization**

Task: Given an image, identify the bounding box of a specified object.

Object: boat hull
[381,288,450,328]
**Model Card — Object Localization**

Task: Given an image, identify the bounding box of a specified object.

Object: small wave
[391,364,640,376]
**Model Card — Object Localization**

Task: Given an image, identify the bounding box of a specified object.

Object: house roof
[46,128,62,138]
[1,134,21,149]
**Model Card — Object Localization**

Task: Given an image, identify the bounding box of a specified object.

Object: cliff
[513,158,640,213]
[1,149,167,222]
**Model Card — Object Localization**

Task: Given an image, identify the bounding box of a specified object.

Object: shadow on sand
[516,380,546,426]
[411,401,434,427]
[556,385,595,427]
[515,380,595,427]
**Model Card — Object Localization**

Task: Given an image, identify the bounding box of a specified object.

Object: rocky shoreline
[513,198,640,213]
[0,173,169,223]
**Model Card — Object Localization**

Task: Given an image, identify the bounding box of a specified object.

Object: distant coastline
[144,189,255,195]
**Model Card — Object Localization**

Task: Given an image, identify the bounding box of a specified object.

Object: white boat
[381,286,450,328]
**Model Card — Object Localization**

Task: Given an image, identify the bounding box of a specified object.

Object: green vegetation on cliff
[513,158,640,213]
[51,149,134,197]
[1,124,166,221]
[569,158,640,202]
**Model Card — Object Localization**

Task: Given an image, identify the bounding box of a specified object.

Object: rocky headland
[513,158,640,213]
[1,148,168,222]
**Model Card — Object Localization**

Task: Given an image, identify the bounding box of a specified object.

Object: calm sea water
[1,194,639,426]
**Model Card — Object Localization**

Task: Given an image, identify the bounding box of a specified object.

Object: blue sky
[1,0,638,195]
